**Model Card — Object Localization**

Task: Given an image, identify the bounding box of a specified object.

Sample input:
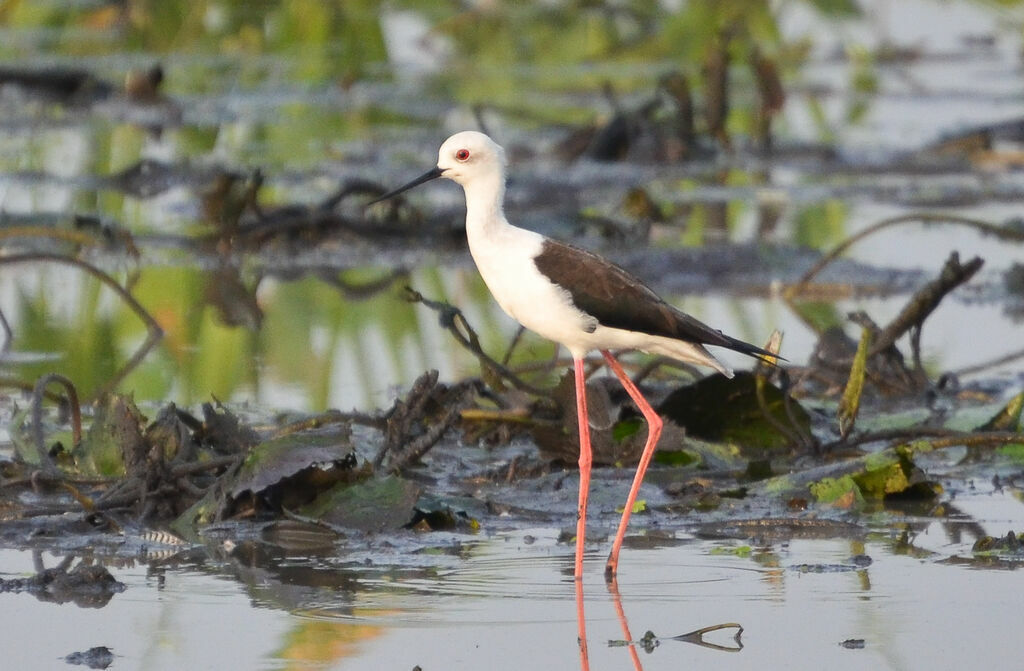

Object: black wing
[533,239,773,359]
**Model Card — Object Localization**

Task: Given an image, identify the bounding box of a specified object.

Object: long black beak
[368,166,443,205]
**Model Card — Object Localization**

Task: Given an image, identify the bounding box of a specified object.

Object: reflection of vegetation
[0,0,866,130]
[1,262,523,411]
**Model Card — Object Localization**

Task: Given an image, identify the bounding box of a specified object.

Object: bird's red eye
[455,149,470,161]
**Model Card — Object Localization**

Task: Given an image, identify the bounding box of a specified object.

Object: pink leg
[573,358,592,581]
[601,350,663,581]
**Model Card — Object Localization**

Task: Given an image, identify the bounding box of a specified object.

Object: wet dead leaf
[198,401,260,455]
[532,371,648,466]
[406,507,479,532]
[144,403,194,462]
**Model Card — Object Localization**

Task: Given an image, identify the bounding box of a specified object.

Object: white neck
[462,172,509,237]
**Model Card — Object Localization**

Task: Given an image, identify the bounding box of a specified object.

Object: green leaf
[654,449,698,467]
[838,327,870,438]
[793,200,847,249]
[617,499,647,514]
[976,391,1024,432]
[710,545,752,557]
[809,475,863,506]
[76,394,146,476]
[997,444,1024,463]
[612,417,644,442]
[299,475,421,532]
[852,461,908,498]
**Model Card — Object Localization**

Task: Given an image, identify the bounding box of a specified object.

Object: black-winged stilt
[372,131,774,580]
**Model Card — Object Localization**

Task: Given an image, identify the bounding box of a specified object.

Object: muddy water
[1,488,1020,670]
[3,1,1024,670]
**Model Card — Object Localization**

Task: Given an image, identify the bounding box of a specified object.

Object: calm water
[1,488,1021,670]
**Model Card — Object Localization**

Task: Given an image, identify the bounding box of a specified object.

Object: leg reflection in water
[575,577,589,671]
[608,578,644,671]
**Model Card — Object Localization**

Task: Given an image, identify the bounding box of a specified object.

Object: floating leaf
[658,372,810,451]
[972,531,1023,556]
[710,545,752,557]
[299,475,421,532]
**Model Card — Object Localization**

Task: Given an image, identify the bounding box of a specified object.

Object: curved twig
[0,253,164,400]
[786,213,1024,297]
[30,373,81,474]
[404,286,552,398]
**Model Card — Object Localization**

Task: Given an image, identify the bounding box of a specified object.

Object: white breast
[466,223,597,355]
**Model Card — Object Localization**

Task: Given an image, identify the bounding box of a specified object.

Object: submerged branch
[820,426,1020,453]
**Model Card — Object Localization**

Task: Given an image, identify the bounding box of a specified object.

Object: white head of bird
[369,130,507,207]
[436,130,507,188]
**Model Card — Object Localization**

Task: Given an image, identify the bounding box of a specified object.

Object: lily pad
[298,475,421,532]
[658,372,810,451]
[230,427,354,499]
